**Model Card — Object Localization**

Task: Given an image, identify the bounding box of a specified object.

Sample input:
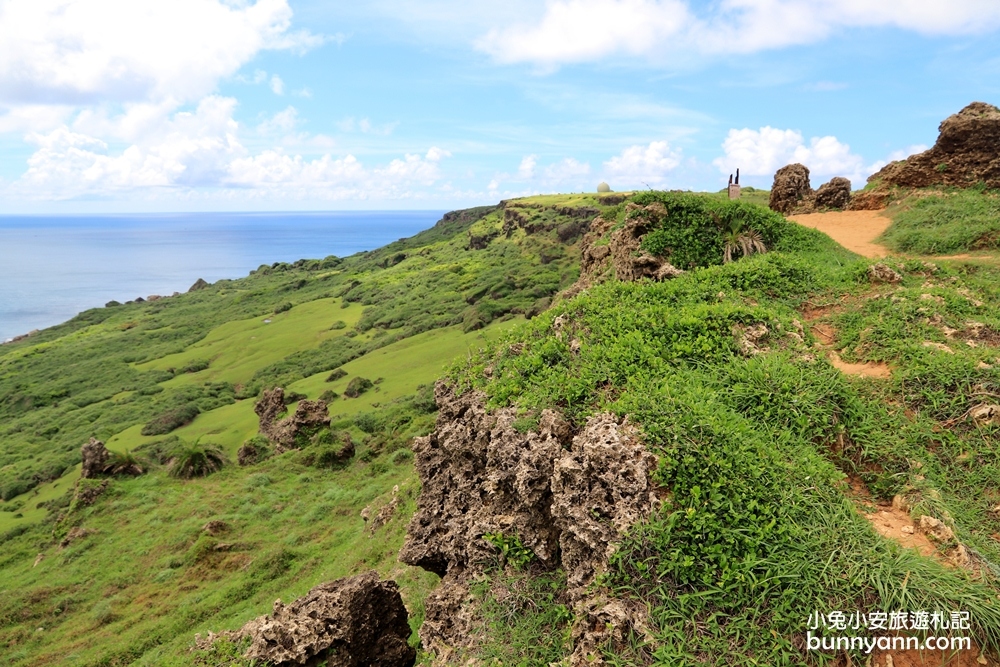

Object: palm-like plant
[168,443,226,479]
[104,450,144,476]
[722,218,767,263]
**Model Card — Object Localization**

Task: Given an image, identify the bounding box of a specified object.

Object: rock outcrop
[864,102,1000,192]
[567,203,683,297]
[80,438,110,479]
[813,176,852,210]
[400,382,659,662]
[200,571,414,667]
[254,388,330,452]
[769,163,814,214]
[188,278,210,292]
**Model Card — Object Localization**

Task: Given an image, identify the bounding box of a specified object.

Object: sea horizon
[0,210,447,342]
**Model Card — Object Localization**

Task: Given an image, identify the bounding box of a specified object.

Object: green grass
[4,191,1000,665]
[879,189,1000,254]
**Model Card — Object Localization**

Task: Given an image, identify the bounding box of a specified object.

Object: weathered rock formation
[813,176,852,210]
[768,165,854,214]
[200,571,414,667]
[867,102,1000,191]
[567,202,683,297]
[769,163,814,213]
[400,381,659,663]
[80,438,110,479]
[188,278,210,292]
[254,388,330,452]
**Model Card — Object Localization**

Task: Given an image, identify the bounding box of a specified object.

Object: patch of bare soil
[806,318,891,379]
[789,210,892,259]
[869,645,990,667]
[829,351,892,379]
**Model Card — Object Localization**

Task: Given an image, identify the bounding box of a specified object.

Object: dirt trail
[789,210,892,259]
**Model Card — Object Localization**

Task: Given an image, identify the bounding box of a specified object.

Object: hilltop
[2,177,1000,666]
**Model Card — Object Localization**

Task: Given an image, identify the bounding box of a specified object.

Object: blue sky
[1,0,999,212]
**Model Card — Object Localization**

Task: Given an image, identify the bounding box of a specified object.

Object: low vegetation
[880,188,1000,254]
[3,190,1000,665]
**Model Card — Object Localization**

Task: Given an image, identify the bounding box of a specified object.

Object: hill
[2,190,1000,666]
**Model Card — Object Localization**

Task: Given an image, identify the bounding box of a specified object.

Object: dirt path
[789,210,892,259]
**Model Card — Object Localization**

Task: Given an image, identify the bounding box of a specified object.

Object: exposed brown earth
[789,210,892,258]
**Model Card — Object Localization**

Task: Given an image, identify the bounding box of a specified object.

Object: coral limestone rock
[769,163,814,214]
[813,176,852,210]
[226,571,414,666]
[80,438,110,479]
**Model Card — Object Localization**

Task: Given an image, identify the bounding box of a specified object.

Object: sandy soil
[789,210,892,259]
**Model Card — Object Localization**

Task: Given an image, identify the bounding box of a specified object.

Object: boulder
[188,278,210,292]
[768,163,813,214]
[254,388,330,452]
[863,102,1000,191]
[400,382,659,658]
[204,571,414,667]
[80,438,110,479]
[813,177,852,210]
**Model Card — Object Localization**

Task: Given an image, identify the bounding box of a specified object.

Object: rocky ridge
[399,381,659,664]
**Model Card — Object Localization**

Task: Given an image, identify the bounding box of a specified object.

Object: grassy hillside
[879,188,1000,254]
[2,189,1000,666]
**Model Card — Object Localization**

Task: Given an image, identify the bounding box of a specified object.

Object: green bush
[168,444,226,479]
[343,376,373,398]
[325,368,348,383]
[273,302,293,314]
[634,191,793,269]
[141,404,200,436]
[319,390,339,402]
[329,320,347,330]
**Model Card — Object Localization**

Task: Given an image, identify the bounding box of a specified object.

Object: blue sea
[0,211,445,342]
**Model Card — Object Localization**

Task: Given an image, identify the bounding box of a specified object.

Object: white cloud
[0,0,322,107]
[8,96,452,201]
[335,117,400,136]
[256,106,299,134]
[713,126,913,185]
[517,155,538,179]
[475,0,1000,67]
[270,75,285,96]
[602,140,681,187]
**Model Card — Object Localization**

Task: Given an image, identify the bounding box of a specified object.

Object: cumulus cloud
[476,0,1000,67]
[8,97,453,201]
[602,140,681,187]
[269,75,285,96]
[713,126,878,184]
[488,154,592,193]
[0,0,322,106]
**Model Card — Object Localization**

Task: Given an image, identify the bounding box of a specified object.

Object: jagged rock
[569,596,653,666]
[204,571,414,667]
[769,163,814,214]
[72,479,110,507]
[254,388,330,452]
[80,438,110,479]
[202,520,230,536]
[919,515,955,542]
[60,526,93,549]
[400,382,659,658]
[565,205,683,298]
[868,263,902,284]
[813,177,852,210]
[864,102,1000,192]
[970,403,1000,425]
[188,278,210,292]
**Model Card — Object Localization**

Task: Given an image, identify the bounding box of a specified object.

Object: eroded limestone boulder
[80,438,110,479]
[768,163,813,214]
[203,571,414,667]
[813,176,852,210]
[254,388,330,452]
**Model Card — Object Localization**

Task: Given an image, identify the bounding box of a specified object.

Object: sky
[1,0,999,212]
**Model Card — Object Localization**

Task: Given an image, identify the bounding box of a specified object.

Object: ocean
[0,211,445,342]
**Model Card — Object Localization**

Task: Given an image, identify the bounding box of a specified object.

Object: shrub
[141,404,200,436]
[91,600,114,626]
[237,436,272,466]
[319,390,339,402]
[179,359,210,374]
[329,320,347,330]
[273,302,293,314]
[105,450,143,476]
[634,191,791,269]
[325,368,348,383]
[168,444,226,479]
[354,412,381,433]
[343,376,373,398]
